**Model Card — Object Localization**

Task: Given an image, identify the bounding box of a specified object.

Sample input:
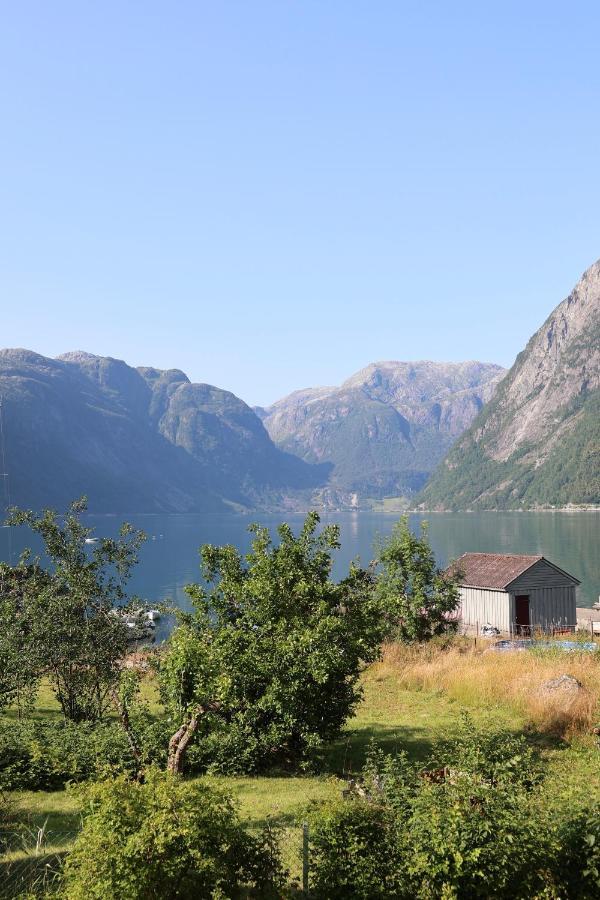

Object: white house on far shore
[447,552,580,634]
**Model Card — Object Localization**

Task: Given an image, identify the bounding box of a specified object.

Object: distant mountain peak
[261,359,505,501]
[58,350,106,362]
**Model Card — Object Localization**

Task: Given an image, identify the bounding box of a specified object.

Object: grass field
[2,638,600,895]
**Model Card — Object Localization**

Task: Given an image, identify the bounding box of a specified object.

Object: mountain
[419,259,600,509]
[259,361,505,502]
[0,350,327,513]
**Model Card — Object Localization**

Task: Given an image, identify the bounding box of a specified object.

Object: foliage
[0,719,137,790]
[159,512,385,773]
[305,729,560,899]
[305,798,400,899]
[558,805,600,898]
[0,563,49,715]
[435,712,543,789]
[375,516,462,642]
[62,768,284,900]
[4,498,145,722]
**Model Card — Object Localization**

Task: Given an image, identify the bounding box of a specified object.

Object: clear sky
[1,2,600,406]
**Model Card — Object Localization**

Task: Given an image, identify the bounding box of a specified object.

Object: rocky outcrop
[260,361,505,500]
[419,258,600,509]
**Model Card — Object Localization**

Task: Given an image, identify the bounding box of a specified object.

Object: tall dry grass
[377,638,600,737]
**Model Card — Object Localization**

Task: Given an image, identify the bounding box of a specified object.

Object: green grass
[2,654,599,895]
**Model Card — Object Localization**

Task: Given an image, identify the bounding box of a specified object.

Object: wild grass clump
[377,636,600,737]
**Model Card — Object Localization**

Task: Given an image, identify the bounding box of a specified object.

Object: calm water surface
[1,511,598,640]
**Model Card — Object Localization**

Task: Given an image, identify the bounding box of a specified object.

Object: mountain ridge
[0,349,328,513]
[419,258,600,509]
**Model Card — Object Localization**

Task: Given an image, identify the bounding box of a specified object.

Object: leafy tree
[159,512,384,774]
[375,516,462,642]
[62,768,283,899]
[4,498,145,722]
[0,561,49,714]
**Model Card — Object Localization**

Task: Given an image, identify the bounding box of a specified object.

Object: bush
[305,731,560,899]
[559,806,600,898]
[306,799,401,899]
[62,769,284,899]
[0,718,164,790]
[403,774,555,898]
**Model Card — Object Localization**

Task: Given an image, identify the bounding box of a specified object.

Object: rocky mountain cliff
[419,258,600,509]
[259,361,505,501]
[0,350,327,513]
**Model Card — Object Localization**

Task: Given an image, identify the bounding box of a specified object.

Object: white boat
[85,537,99,544]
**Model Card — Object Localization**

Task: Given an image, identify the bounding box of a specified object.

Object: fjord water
[1,511,598,639]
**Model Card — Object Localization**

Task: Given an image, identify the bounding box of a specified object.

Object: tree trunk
[111,689,143,777]
[167,702,219,775]
[167,715,200,775]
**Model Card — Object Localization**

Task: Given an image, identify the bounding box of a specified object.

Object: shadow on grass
[324,721,438,775]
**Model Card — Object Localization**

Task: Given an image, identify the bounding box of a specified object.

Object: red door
[515,595,530,634]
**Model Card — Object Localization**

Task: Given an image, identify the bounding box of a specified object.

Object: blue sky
[1,2,599,405]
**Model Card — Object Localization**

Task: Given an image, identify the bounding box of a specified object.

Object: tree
[0,561,49,715]
[159,512,384,775]
[4,498,145,722]
[375,516,461,642]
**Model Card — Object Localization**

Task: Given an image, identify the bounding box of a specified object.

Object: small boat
[85,537,99,544]
[111,606,160,636]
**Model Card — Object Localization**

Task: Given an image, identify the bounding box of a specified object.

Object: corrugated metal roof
[447,552,545,590]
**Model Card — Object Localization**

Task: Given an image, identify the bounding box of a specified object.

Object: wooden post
[302,822,309,895]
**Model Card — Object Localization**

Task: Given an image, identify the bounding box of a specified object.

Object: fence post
[302,822,309,895]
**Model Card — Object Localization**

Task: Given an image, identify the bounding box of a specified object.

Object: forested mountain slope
[259,361,505,501]
[419,259,600,509]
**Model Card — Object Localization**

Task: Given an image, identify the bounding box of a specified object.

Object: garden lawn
[3,643,599,895]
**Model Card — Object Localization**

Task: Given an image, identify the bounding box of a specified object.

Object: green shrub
[306,731,559,899]
[306,798,401,899]
[0,719,137,790]
[0,704,171,790]
[558,805,600,898]
[403,775,555,899]
[62,768,284,899]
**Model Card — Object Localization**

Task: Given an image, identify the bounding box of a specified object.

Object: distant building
[448,553,580,634]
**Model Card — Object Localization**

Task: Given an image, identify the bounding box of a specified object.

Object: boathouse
[448,553,580,634]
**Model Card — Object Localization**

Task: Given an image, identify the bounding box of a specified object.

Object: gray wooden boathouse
[448,553,580,634]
